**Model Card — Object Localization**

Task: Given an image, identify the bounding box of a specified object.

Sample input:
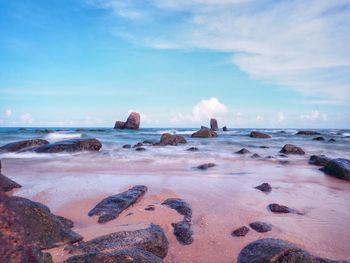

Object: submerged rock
[171,221,193,245]
[296,130,321,135]
[197,163,216,170]
[250,131,271,138]
[280,144,305,155]
[114,112,140,130]
[122,144,131,149]
[162,198,192,220]
[135,147,146,151]
[235,148,251,154]
[309,155,331,166]
[313,136,325,141]
[268,203,292,213]
[251,153,261,158]
[186,147,199,152]
[34,138,102,153]
[321,158,350,181]
[249,221,272,233]
[88,185,148,223]
[254,183,272,193]
[223,126,228,131]
[328,138,336,143]
[232,226,250,237]
[191,127,217,138]
[159,133,187,146]
[238,238,348,263]
[0,139,49,152]
[210,118,218,131]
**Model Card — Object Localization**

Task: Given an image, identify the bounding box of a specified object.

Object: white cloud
[255,115,263,122]
[5,109,12,117]
[299,110,327,121]
[277,111,285,122]
[20,113,33,124]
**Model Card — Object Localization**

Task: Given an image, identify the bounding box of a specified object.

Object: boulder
[321,158,350,181]
[186,147,199,152]
[238,238,348,263]
[114,112,140,130]
[191,127,217,138]
[197,163,216,170]
[280,144,305,155]
[232,226,250,237]
[223,126,228,131]
[0,139,49,152]
[210,118,218,131]
[162,198,192,221]
[254,183,271,193]
[296,130,321,135]
[309,155,331,166]
[249,221,272,233]
[159,133,187,146]
[250,131,271,138]
[251,153,261,158]
[122,144,131,149]
[135,147,146,151]
[313,136,325,141]
[0,173,21,192]
[34,138,102,153]
[235,148,250,154]
[268,203,292,213]
[114,121,125,129]
[328,138,336,143]
[88,185,147,223]
[171,221,193,245]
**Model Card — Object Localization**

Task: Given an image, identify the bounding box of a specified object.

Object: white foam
[45,132,82,141]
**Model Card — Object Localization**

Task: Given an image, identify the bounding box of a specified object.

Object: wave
[45,132,83,141]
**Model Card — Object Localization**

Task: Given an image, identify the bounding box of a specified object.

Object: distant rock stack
[210,118,218,131]
[114,112,140,130]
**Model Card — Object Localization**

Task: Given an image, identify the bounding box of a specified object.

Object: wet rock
[236,148,251,154]
[122,144,131,149]
[88,185,148,223]
[34,138,102,153]
[186,147,199,151]
[259,145,269,148]
[249,221,272,233]
[210,118,218,131]
[321,158,350,181]
[197,163,216,170]
[171,221,193,245]
[251,153,261,158]
[296,130,321,135]
[159,133,187,146]
[191,127,217,138]
[133,142,143,148]
[250,131,271,138]
[254,183,272,193]
[135,147,146,151]
[145,205,155,211]
[67,224,168,259]
[0,139,49,152]
[114,112,140,130]
[238,238,348,263]
[232,226,250,237]
[268,203,291,213]
[0,173,21,192]
[162,198,192,220]
[313,136,325,141]
[328,138,336,143]
[309,155,331,166]
[0,245,53,263]
[278,153,288,158]
[65,248,164,263]
[223,126,228,131]
[280,144,305,155]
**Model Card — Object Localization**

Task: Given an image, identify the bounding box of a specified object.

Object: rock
[197,163,216,170]
[268,203,291,213]
[34,138,102,153]
[143,140,157,145]
[0,139,49,152]
[191,127,218,138]
[35,129,54,133]
[133,142,143,148]
[313,136,325,141]
[280,144,305,155]
[309,155,331,166]
[251,153,261,158]
[171,221,193,245]
[162,198,192,221]
[210,118,218,131]
[250,131,271,138]
[328,138,336,143]
[122,144,131,149]
[0,173,21,192]
[65,248,164,263]
[186,147,199,151]
[67,224,168,259]
[278,153,288,158]
[249,221,272,233]
[235,148,250,154]
[259,145,269,148]
[321,158,350,181]
[238,238,348,263]
[135,147,146,151]
[296,130,321,135]
[145,205,155,211]
[88,185,148,223]
[0,245,53,263]
[159,133,187,146]
[232,226,250,237]
[223,126,228,131]
[254,183,272,193]
[114,112,140,130]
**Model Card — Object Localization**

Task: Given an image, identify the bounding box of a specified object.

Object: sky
[0,0,349,128]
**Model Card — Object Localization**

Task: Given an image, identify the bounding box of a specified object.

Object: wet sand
[2,155,350,262]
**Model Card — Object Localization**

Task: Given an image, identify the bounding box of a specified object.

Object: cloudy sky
[0,0,349,128]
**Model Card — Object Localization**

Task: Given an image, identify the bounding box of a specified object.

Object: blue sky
[0,0,349,128]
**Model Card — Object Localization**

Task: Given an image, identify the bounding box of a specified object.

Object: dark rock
[143,140,157,145]
[232,226,250,237]
[191,127,218,138]
[34,138,102,153]
[321,158,350,181]
[268,203,291,213]
[0,174,21,192]
[35,129,54,133]
[65,248,164,263]
[223,126,228,131]
[122,144,131,149]
[0,245,53,263]
[249,221,272,233]
[145,205,155,211]
[259,145,269,148]
[236,148,250,154]
[238,238,348,263]
[278,153,288,158]
[114,121,125,129]
[67,224,168,259]
[296,130,321,135]
[133,142,143,148]
[114,112,141,130]
[279,160,289,165]
[135,147,146,151]
[250,131,271,138]
[88,185,148,223]
[251,153,261,158]
[309,155,331,166]
[280,144,305,155]
[197,163,216,170]
[186,147,199,152]
[0,139,49,152]
[313,136,325,141]
[254,183,272,193]
[328,138,336,143]
[159,133,187,146]
[210,118,218,131]
[162,198,192,220]
[171,221,193,245]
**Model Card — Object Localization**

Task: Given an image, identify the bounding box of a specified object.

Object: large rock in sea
[321,158,350,181]
[250,131,271,138]
[159,133,187,146]
[296,130,321,135]
[210,118,218,131]
[238,238,348,263]
[66,224,169,262]
[88,185,147,223]
[34,138,102,153]
[309,155,331,166]
[191,127,217,138]
[114,112,140,130]
[0,139,49,152]
[280,144,305,155]
[0,160,22,193]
